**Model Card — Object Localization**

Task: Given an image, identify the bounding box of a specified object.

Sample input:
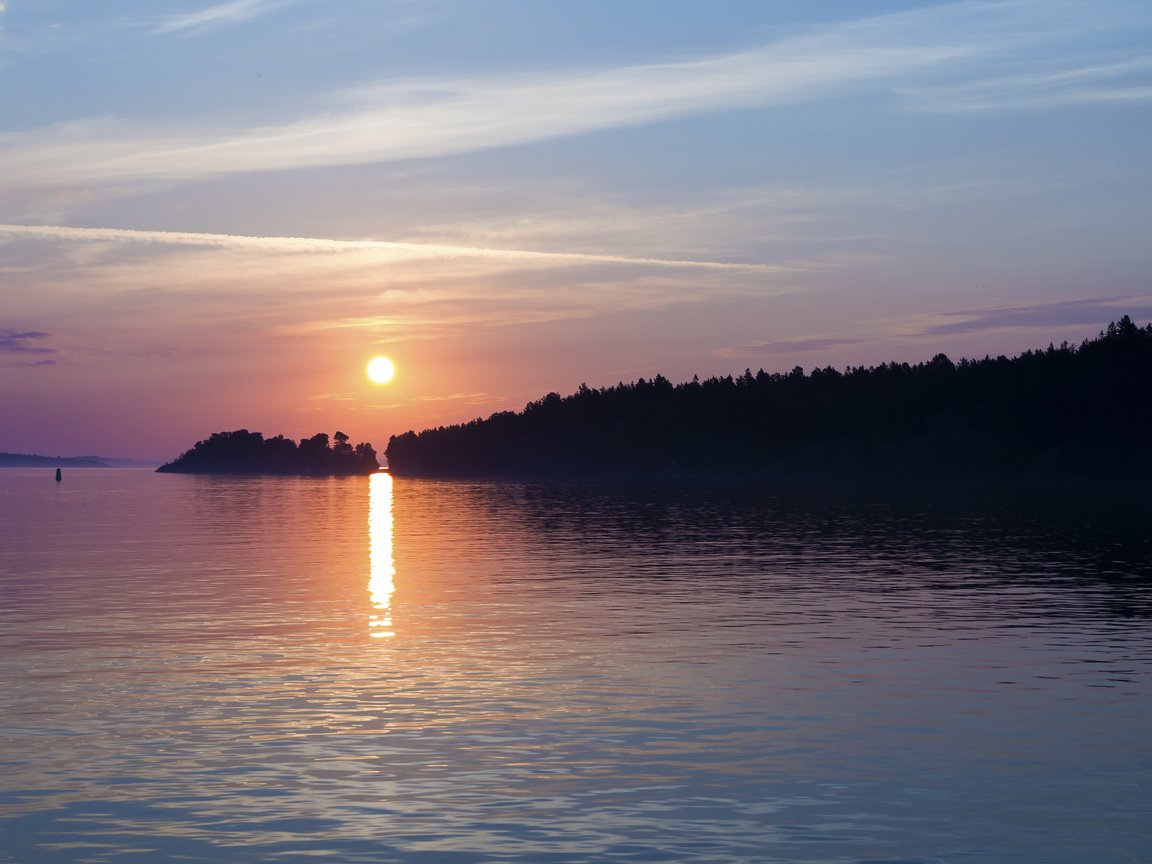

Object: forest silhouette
[157,430,379,475]
[386,316,1152,480]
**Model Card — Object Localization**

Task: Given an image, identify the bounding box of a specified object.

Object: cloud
[0,223,790,273]
[305,392,356,402]
[915,296,1152,337]
[0,222,802,348]
[8,1,1144,189]
[905,55,1152,111]
[716,294,1152,364]
[0,330,55,354]
[409,392,496,404]
[716,336,866,358]
[153,0,296,35]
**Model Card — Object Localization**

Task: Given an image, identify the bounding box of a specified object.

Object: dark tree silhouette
[158,430,379,475]
[385,317,1152,480]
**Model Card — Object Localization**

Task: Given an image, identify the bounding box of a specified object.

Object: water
[1,468,1150,863]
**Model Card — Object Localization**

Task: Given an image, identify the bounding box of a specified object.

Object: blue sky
[1,0,1150,458]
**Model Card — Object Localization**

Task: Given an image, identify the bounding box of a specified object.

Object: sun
[366,355,396,385]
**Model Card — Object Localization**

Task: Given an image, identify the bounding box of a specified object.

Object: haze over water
[1,468,1150,862]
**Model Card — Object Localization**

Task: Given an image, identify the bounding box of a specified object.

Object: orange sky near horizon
[3,222,1151,461]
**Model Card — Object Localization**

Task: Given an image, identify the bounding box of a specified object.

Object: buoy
[55,468,62,482]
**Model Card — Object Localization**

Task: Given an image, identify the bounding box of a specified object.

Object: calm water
[1,469,1150,863]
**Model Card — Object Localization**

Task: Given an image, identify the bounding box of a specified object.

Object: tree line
[158,430,379,475]
[385,316,1152,480]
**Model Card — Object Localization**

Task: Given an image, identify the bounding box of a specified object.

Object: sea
[0,468,1149,863]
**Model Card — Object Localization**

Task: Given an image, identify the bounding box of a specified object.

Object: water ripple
[0,470,1150,862]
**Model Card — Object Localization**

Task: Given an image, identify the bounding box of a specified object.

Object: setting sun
[366,355,396,385]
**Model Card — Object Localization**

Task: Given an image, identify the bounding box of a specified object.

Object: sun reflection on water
[367,471,395,637]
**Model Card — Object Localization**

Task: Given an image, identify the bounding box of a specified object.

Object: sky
[2,0,1151,461]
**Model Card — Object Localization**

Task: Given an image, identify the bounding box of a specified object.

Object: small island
[385,316,1152,481]
[157,430,379,476]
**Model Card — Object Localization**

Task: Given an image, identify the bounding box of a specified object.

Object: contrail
[0,223,797,274]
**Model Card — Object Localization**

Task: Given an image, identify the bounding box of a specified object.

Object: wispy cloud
[0,330,57,367]
[409,391,496,403]
[0,56,931,186]
[0,223,791,273]
[716,295,1152,365]
[153,0,296,35]
[0,330,55,354]
[9,1,1143,189]
[905,55,1152,111]
[305,392,357,402]
[0,222,804,347]
[716,336,866,358]
[912,296,1152,337]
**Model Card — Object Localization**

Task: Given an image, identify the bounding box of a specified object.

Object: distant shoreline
[0,452,141,468]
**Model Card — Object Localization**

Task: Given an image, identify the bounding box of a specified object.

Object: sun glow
[366,355,396,384]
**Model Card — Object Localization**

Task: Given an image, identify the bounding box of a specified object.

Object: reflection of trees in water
[186,474,362,541]
[415,478,1152,626]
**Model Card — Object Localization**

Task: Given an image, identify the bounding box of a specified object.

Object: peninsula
[385,316,1152,481]
[157,430,379,476]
